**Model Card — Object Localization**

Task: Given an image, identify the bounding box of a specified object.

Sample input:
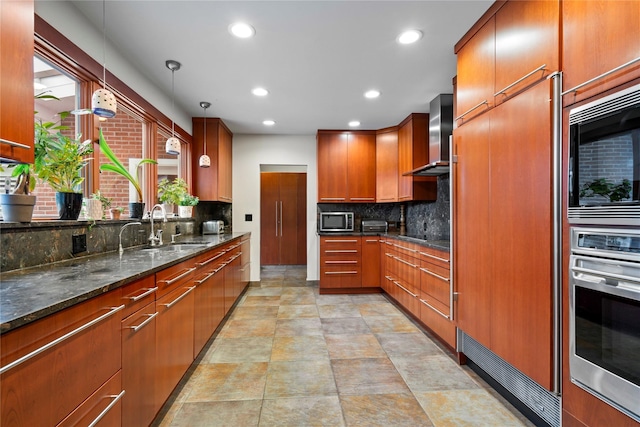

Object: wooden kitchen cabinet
[193,262,224,355]
[397,114,437,202]
[0,0,35,163]
[1,290,123,427]
[418,248,455,349]
[375,127,399,202]
[319,236,362,289]
[57,371,123,427]
[317,131,376,203]
[192,118,233,202]
[562,0,640,106]
[361,237,381,287]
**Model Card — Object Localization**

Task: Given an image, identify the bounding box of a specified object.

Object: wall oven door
[569,228,640,422]
[568,83,640,225]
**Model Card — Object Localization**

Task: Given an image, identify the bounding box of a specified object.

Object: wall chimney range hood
[408,93,453,176]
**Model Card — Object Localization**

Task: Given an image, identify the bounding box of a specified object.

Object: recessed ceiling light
[229,22,255,38]
[348,121,361,127]
[397,29,423,44]
[263,120,275,126]
[252,87,269,97]
[364,90,380,99]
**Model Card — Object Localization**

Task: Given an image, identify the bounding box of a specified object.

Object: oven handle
[571,255,640,285]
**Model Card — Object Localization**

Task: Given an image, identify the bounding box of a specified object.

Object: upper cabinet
[191,118,232,202]
[317,130,376,203]
[398,113,436,202]
[0,0,35,163]
[562,0,640,105]
[455,0,559,123]
[375,127,399,203]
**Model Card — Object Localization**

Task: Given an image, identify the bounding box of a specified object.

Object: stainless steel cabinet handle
[419,267,450,282]
[350,197,375,201]
[280,201,283,237]
[0,305,125,375]
[394,281,417,297]
[562,56,640,95]
[494,64,547,97]
[195,272,215,284]
[325,249,357,253]
[320,197,346,201]
[455,100,489,121]
[365,239,379,243]
[126,312,158,332]
[159,267,196,285]
[197,252,225,267]
[275,201,279,237]
[419,299,450,320]
[88,390,126,427]
[128,287,158,301]
[395,256,418,269]
[324,271,358,275]
[393,243,417,253]
[418,251,449,263]
[325,260,358,264]
[0,138,30,150]
[325,239,358,243]
[162,286,196,308]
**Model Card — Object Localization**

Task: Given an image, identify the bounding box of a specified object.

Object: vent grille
[569,84,640,125]
[568,206,640,226]
[459,331,560,427]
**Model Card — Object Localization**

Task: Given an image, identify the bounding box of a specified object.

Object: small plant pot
[56,192,83,220]
[109,208,122,220]
[0,194,36,222]
[178,205,193,218]
[162,203,175,216]
[85,198,102,220]
[129,202,145,219]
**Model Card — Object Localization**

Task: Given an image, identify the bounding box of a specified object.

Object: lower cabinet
[361,237,381,287]
[57,371,124,427]
[319,236,362,290]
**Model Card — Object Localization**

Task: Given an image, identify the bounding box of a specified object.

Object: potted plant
[178,194,199,218]
[158,177,187,215]
[87,190,112,220]
[98,129,157,219]
[0,173,36,222]
[109,206,124,220]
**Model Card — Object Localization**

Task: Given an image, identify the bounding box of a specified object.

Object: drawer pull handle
[394,281,417,297]
[395,256,418,269]
[562,56,640,96]
[350,197,375,201]
[126,312,158,332]
[455,100,489,121]
[494,64,547,97]
[325,249,358,253]
[88,390,126,427]
[162,287,196,308]
[320,197,346,201]
[325,239,358,243]
[195,272,215,284]
[197,252,225,266]
[159,267,196,285]
[0,138,30,150]
[325,260,358,264]
[393,244,417,253]
[419,268,450,282]
[0,305,125,375]
[128,287,158,301]
[365,239,379,243]
[419,299,450,320]
[418,252,450,263]
[324,271,358,275]
[385,253,394,258]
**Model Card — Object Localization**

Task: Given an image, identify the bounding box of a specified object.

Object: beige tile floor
[154,266,534,427]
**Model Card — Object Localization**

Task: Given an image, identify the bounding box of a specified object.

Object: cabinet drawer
[418,292,456,349]
[392,241,419,257]
[393,252,420,286]
[392,277,420,318]
[1,291,123,427]
[120,275,156,319]
[156,259,197,296]
[320,265,361,288]
[196,248,228,272]
[57,370,123,427]
[418,247,450,266]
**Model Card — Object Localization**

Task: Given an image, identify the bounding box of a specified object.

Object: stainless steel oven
[569,227,640,422]
[568,83,640,226]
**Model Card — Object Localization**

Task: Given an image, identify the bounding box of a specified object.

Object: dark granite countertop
[317,231,450,252]
[0,232,249,334]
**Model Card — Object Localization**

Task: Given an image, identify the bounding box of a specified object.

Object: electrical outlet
[72,234,87,254]
[245,214,253,222]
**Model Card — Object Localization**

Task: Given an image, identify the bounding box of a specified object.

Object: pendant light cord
[203,105,207,156]
[102,0,107,90]
[171,69,176,138]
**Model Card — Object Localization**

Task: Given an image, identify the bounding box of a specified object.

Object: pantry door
[260,172,306,265]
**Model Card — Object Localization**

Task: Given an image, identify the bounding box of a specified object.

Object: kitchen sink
[161,244,209,251]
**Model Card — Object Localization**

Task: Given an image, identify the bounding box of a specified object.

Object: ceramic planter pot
[109,208,122,220]
[162,203,175,216]
[0,194,36,222]
[85,198,102,220]
[129,202,145,219]
[178,205,193,218]
[56,192,83,220]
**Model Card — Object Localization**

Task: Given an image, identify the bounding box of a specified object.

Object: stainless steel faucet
[119,222,142,254]
[149,204,167,246]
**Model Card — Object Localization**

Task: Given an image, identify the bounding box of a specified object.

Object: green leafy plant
[37,133,93,193]
[158,177,188,205]
[91,190,112,210]
[98,129,157,202]
[179,194,199,206]
[579,178,632,203]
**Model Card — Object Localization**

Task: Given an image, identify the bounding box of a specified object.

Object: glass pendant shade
[91,88,117,118]
[165,137,181,155]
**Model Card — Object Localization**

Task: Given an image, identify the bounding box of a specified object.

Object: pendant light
[91,0,117,118]
[165,59,181,155]
[199,102,211,168]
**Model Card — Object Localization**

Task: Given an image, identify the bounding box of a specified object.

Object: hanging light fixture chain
[102,0,106,89]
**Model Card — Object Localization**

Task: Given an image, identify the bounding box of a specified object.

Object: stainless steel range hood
[409,94,453,176]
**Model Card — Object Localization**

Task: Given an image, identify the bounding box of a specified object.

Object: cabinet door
[376,128,399,202]
[57,371,123,427]
[218,124,233,202]
[563,0,640,105]
[347,132,376,202]
[494,0,559,100]
[0,0,34,163]
[279,173,306,264]
[194,269,217,355]
[260,172,280,265]
[319,237,361,289]
[489,80,553,390]
[317,132,348,202]
[455,16,495,123]
[361,237,381,288]
[398,114,436,201]
[155,284,195,408]
[453,112,492,346]
[191,118,233,202]
[122,302,157,427]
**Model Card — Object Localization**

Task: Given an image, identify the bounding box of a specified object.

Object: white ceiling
[69,1,492,135]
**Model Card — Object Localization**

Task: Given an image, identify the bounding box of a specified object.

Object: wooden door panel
[489,80,553,390]
[347,132,376,202]
[453,113,492,346]
[361,238,381,287]
[260,173,280,265]
[280,173,301,265]
[318,132,348,202]
[376,128,399,202]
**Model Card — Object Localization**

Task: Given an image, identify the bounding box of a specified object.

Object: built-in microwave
[319,212,354,232]
[568,83,640,226]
